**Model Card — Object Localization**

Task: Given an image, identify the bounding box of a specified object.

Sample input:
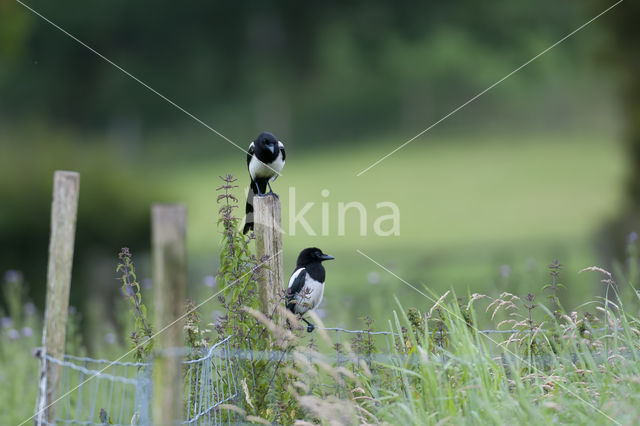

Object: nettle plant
[116,247,153,363]
[486,263,605,367]
[488,291,552,360]
[205,175,380,424]
[212,174,300,422]
[545,259,564,321]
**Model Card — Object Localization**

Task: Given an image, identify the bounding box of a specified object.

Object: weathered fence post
[253,195,284,316]
[35,171,80,425]
[151,204,187,425]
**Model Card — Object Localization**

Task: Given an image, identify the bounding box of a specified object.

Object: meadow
[175,130,626,328]
[2,1,637,422]
[0,127,627,327]
[0,128,633,424]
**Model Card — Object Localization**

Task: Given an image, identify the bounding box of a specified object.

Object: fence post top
[54,170,80,177]
[151,202,186,209]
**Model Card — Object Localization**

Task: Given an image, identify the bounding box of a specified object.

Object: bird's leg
[254,180,264,196]
[300,317,315,333]
[266,181,279,198]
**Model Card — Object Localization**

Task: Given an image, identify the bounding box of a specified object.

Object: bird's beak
[266,143,275,154]
[320,254,335,261]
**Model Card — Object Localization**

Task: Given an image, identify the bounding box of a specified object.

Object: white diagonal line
[356,248,621,425]
[14,0,284,177]
[21,250,281,426]
[356,0,624,176]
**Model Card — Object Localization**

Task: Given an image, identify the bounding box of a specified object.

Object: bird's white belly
[249,153,285,180]
[294,275,324,315]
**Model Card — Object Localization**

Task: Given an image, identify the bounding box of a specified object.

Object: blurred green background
[1,1,639,346]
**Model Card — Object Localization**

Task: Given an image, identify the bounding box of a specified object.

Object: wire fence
[35,326,621,425]
[37,336,236,426]
[183,336,237,425]
[38,353,151,425]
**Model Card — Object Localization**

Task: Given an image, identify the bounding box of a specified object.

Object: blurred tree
[0,0,617,325]
[0,133,159,322]
[0,0,587,142]
[595,0,640,260]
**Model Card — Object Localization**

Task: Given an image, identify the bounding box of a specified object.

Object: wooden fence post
[253,195,284,316]
[151,204,187,425]
[35,171,80,425]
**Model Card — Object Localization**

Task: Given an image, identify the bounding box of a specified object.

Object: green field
[0,130,632,425]
[0,129,626,329]
[166,131,626,329]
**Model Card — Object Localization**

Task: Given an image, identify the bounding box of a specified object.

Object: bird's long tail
[243,183,256,234]
[243,180,268,234]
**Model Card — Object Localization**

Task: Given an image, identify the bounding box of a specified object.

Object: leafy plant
[116,247,153,363]
[184,299,210,355]
[544,259,564,320]
[351,316,377,365]
[205,174,301,422]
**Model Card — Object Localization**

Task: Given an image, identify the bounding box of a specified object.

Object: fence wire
[183,336,237,425]
[318,326,621,359]
[35,327,621,425]
[38,353,151,426]
[37,336,236,426]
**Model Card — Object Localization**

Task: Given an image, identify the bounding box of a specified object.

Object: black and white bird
[286,247,334,332]
[243,132,286,234]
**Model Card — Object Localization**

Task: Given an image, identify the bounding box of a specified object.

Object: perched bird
[243,132,286,234]
[286,247,334,332]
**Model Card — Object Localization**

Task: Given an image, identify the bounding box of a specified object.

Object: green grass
[220,268,640,425]
[172,132,625,251]
[354,292,640,425]
[2,129,639,424]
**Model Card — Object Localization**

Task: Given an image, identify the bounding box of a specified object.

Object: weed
[116,247,153,363]
[544,259,564,321]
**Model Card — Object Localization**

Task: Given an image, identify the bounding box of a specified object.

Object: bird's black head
[296,247,335,267]
[255,131,279,155]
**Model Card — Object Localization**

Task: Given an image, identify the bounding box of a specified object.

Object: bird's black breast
[254,144,278,164]
[302,262,325,283]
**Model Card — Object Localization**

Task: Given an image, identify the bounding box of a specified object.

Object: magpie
[243,131,286,234]
[286,247,334,332]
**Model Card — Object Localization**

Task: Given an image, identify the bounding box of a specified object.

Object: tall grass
[208,179,640,424]
[228,278,640,424]
[366,292,640,424]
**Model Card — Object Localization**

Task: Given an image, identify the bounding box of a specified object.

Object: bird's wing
[269,141,285,183]
[246,142,255,170]
[287,268,306,292]
[286,268,307,311]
